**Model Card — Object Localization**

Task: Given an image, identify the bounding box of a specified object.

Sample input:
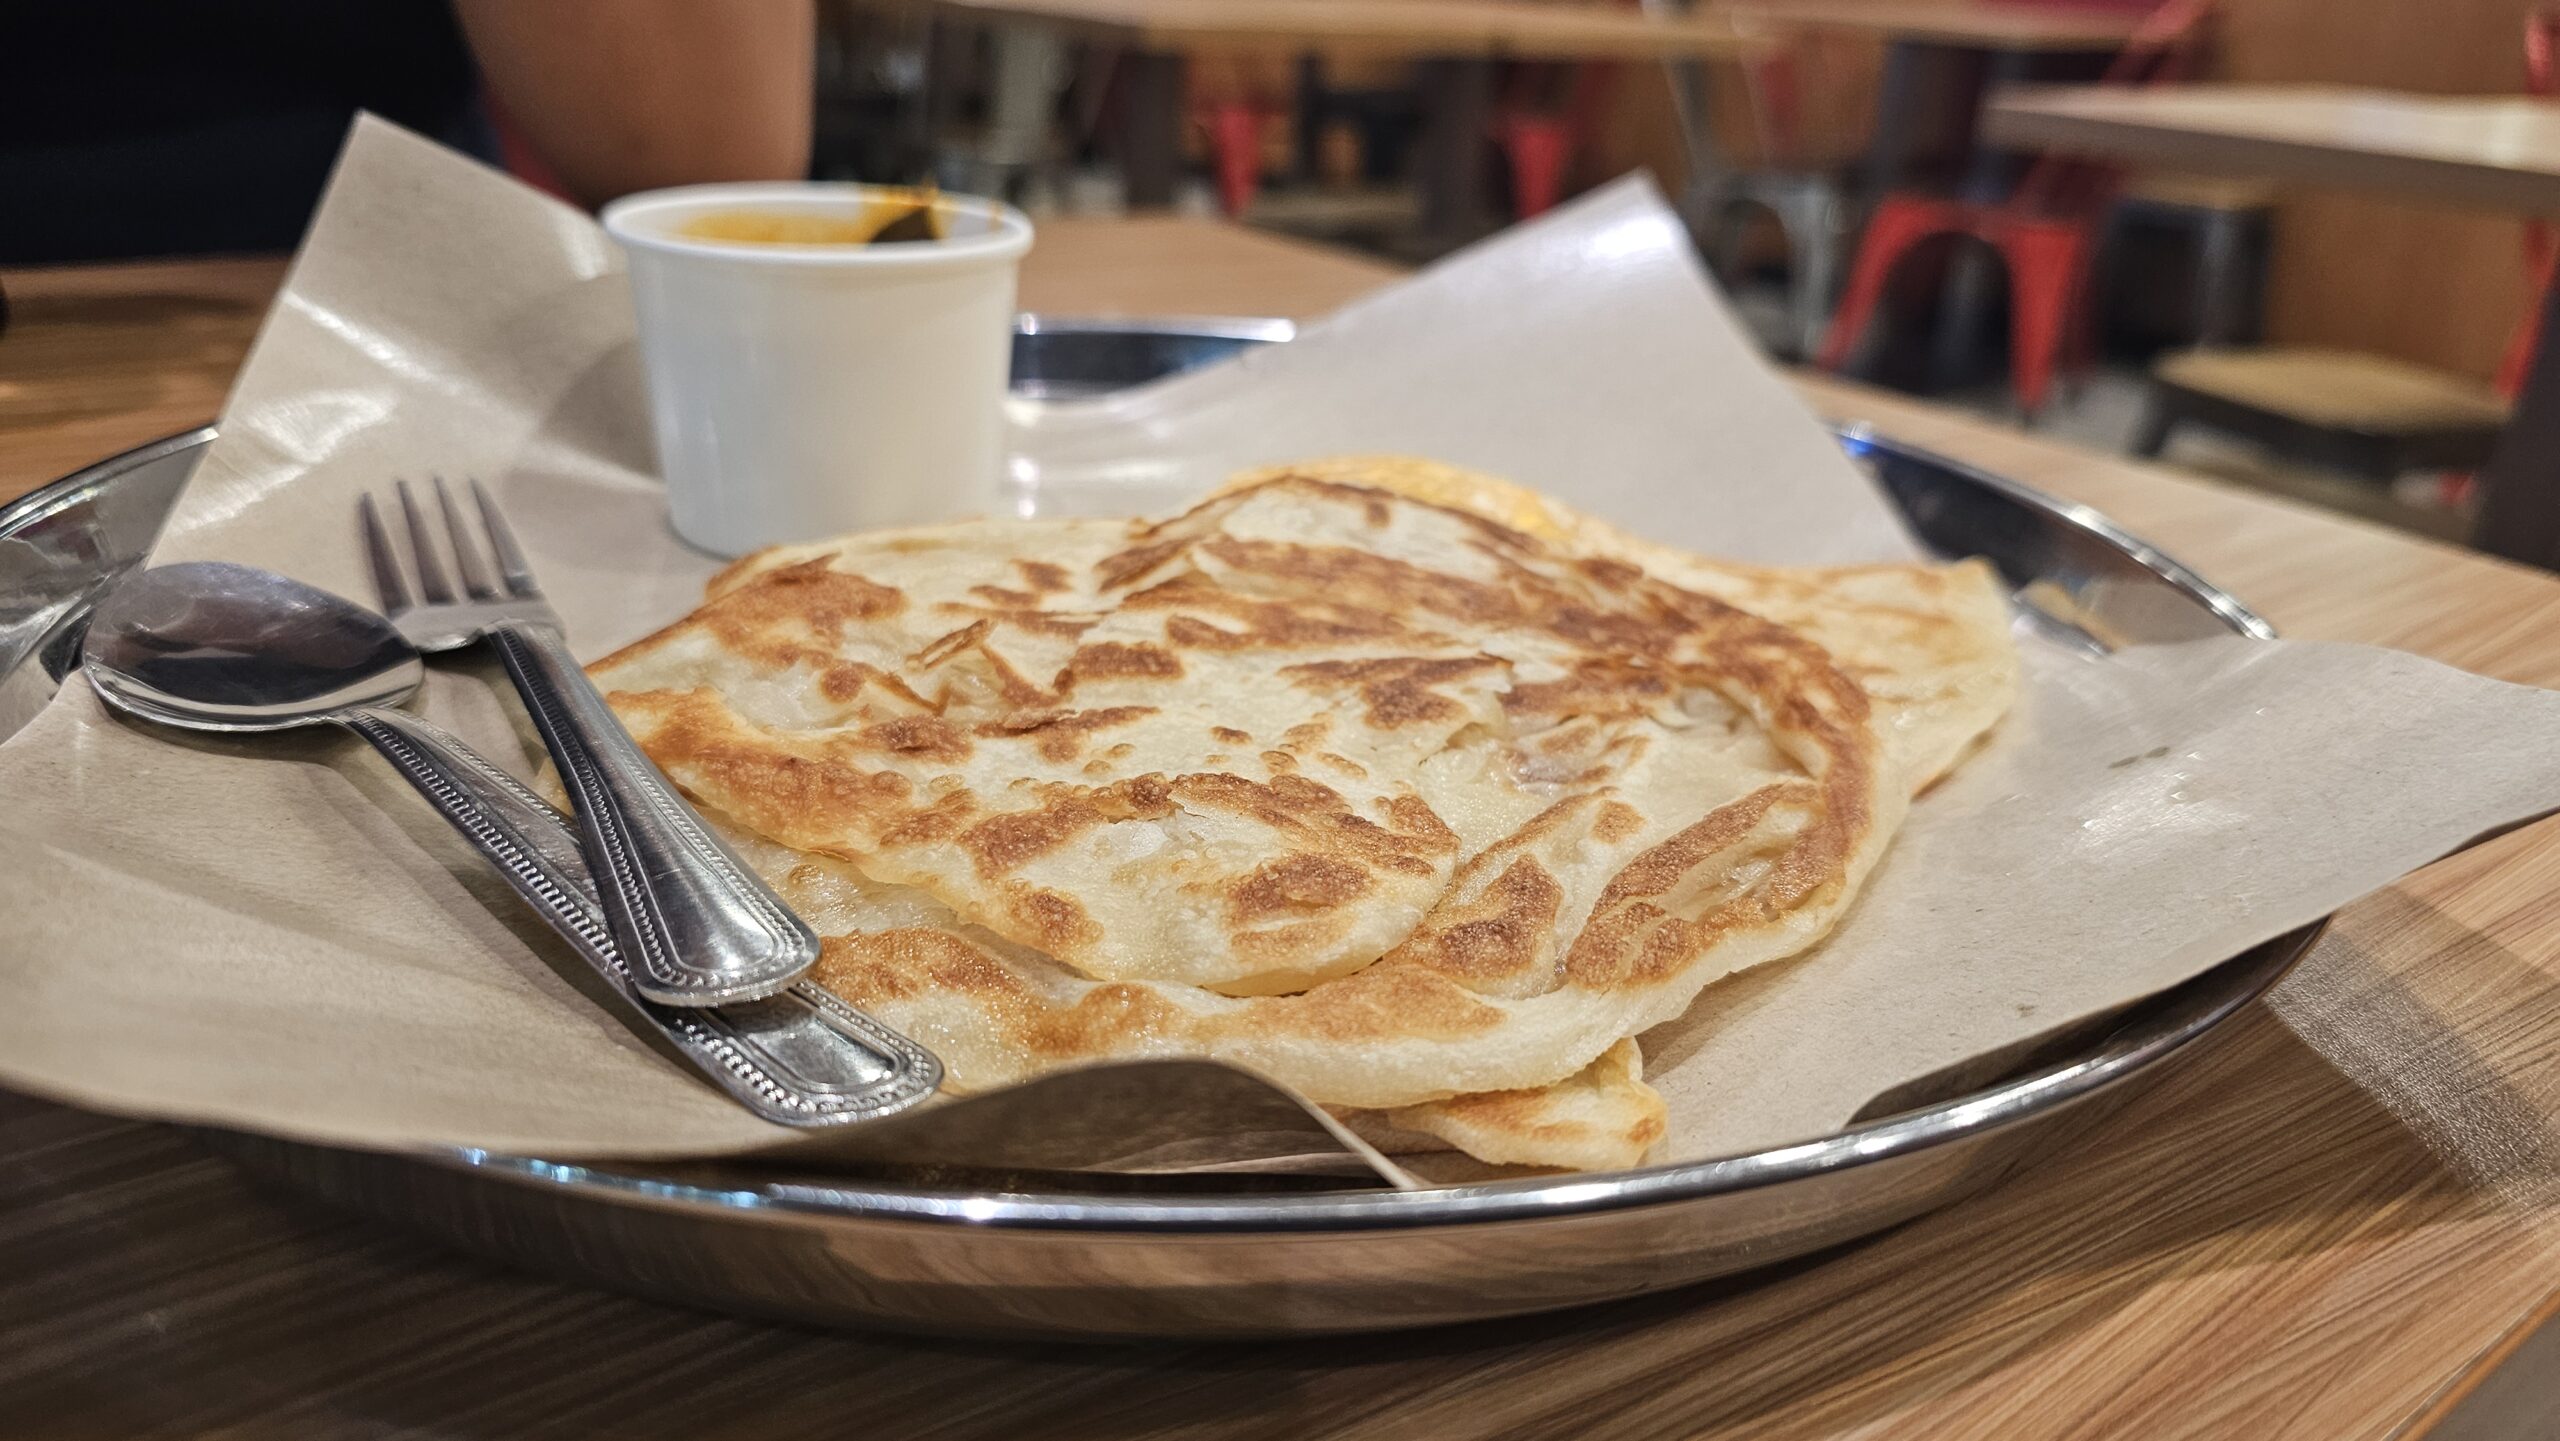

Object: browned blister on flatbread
[591,460,2017,1170]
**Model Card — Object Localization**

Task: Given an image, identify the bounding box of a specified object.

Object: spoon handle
[483,621,820,1008]
[336,708,941,1127]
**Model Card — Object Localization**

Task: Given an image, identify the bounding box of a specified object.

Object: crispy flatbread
[592,462,2017,1170]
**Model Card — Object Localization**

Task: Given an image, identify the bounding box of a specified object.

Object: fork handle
[336,707,939,1126]
[481,618,821,1007]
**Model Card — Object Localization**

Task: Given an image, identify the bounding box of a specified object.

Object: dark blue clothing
[0,1,496,262]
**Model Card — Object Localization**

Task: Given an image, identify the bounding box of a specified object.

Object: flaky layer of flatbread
[592,461,2017,1170]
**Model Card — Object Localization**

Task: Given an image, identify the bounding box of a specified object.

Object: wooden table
[1987,85,2560,217]
[8,221,2560,1439]
[935,0,1744,59]
[907,0,1742,235]
[0,257,287,500]
[1723,2,2149,194]
[1725,0,2150,52]
[1984,82,2560,575]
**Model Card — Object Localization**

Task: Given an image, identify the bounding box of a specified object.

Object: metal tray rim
[6,424,219,529]
[425,925,2313,1234]
[1011,313,1300,343]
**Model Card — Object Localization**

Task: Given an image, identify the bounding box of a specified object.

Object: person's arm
[452,0,816,209]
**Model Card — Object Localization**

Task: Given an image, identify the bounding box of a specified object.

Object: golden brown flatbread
[591,461,2017,1170]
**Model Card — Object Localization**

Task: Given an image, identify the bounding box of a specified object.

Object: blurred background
[3,0,2551,547]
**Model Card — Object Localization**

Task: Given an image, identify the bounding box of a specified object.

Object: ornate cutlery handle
[483,619,819,1007]
[338,708,940,1126]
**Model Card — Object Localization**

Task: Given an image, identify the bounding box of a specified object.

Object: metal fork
[360,476,820,1007]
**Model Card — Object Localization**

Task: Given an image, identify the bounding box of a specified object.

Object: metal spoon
[81,560,941,1127]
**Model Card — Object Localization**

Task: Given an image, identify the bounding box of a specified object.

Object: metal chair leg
[983,26,1069,198]
[2193,208,2253,347]
[1778,186,1846,362]
[2131,391,2179,458]
[1681,178,1741,276]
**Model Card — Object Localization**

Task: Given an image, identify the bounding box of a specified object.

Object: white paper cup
[602,183,1034,556]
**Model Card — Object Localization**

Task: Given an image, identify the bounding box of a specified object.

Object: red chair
[1199,4,1621,224]
[1816,0,2212,418]
[1494,61,1620,219]
[1200,99,1281,217]
[1193,51,1297,218]
[2496,4,2560,401]
[1493,0,1681,220]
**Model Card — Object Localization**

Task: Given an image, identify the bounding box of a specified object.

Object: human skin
[453,0,818,208]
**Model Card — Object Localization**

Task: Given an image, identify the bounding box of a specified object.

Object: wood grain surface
[5,221,2560,1440]
[1984,84,2560,216]
[2148,346,2510,430]
[904,0,1747,59]
[0,256,286,502]
[1721,0,2147,52]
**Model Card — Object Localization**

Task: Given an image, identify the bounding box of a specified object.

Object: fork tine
[357,493,413,614]
[470,477,543,598]
[434,475,501,599]
[396,479,456,603]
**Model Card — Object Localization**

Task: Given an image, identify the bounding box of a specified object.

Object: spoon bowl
[84,561,424,731]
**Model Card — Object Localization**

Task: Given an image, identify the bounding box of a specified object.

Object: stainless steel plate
[0,318,2309,1340]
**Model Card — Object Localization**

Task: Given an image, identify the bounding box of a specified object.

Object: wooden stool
[2133,347,2512,483]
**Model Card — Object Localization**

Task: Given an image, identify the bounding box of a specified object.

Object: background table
[1732,0,2144,196]
[1984,82,2560,577]
[906,0,1740,235]
[1726,1,2149,52]
[1986,84,2560,216]
[932,0,1744,58]
[6,220,2560,1438]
